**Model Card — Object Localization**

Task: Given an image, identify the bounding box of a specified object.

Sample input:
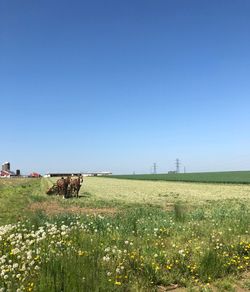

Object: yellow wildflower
[115,281,121,285]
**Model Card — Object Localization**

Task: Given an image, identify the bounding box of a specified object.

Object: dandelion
[103,255,110,262]
[115,281,121,285]
[13,263,18,269]
[116,267,120,273]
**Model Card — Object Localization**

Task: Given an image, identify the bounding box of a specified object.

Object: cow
[46,184,58,195]
[56,177,70,198]
[69,175,83,198]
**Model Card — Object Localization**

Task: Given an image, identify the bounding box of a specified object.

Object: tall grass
[173,201,186,222]
[0,178,42,225]
[0,200,249,291]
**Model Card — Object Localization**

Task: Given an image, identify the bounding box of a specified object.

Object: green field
[0,177,250,291]
[110,171,250,184]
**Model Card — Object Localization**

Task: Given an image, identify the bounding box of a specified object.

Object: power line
[176,158,180,173]
[153,162,157,174]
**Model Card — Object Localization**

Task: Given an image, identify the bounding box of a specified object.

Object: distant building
[29,172,41,178]
[44,172,112,178]
[0,162,20,178]
[93,172,112,176]
[2,162,10,172]
[0,170,16,178]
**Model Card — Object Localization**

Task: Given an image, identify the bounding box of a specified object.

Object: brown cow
[46,184,58,195]
[57,177,70,198]
[70,175,83,198]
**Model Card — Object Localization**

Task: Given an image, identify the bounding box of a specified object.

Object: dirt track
[28,201,117,216]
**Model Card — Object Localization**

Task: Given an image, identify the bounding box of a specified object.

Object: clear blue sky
[1,0,250,174]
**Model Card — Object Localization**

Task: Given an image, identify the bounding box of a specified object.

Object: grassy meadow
[0,177,249,291]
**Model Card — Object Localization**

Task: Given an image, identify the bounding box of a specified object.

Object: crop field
[110,171,250,184]
[0,177,250,291]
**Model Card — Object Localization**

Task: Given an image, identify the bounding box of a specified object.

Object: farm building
[2,162,10,172]
[44,172,112,178]
[0,162,21,178]
[0,170,16,178]
[29,172,41,178]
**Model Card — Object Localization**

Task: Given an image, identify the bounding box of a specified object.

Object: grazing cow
[46,184,58,195]
[57,177,70,198]
[70,175,83,198]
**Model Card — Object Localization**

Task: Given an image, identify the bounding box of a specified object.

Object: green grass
[243,279,250,290]
[0,178,249,291]
[0,178,47,225]
[110,170,250,184]
[1,200,249,291]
